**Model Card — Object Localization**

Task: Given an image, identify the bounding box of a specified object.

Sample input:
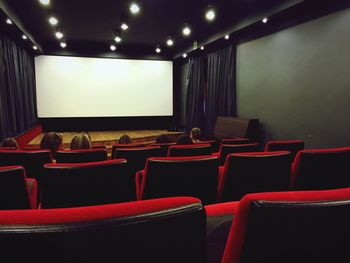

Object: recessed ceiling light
[55,31,64,39]
[33,45,38,50]
[6,18,12,24]
[130,3,140,14]
[262,17,268,23]
[205,7,215,21]
[114,36,122,43]
[121,23,129,30]
[200,46,204,50]
[60,42,67,48]
[182,53,187,58]
[22,35,28,40]
[166,36,174,46]
[49,16,58,26]
[182,25,191,36]
[110,44,116,51]
[224,34,230,40]
[156,47,161,53]
[39,0,50,6]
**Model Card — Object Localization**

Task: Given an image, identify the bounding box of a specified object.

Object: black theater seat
[55,149,108,163]
[265,139,304,162]
[0,196,206,263]
[167,143,213,157]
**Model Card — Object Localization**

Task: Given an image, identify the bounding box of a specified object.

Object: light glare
[206,9,215,21]
[49,16,58,26]
[130,3,140,14]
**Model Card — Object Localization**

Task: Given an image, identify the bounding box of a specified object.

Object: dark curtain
[185,57,206,132]
[205,45,236,134]
[0,35,38,141]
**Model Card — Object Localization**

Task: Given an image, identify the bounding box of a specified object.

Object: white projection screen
[35,55,173,117]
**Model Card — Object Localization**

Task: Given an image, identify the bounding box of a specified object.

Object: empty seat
[218,151,292,202]
[221,138,252,145]
[264,140,304,161]
[137,156,219,204]
[42,159,132,208]
[291,147,350,190]
[149,142,176,156]
[195,139,221,153]
[0,166,37,209]
[0,150,52,185]
[0,197,206,263]
[219,187,350,263]
[55,149,108,163]
[111,143,148,158]
[168,144,213,157]
[219,143,260,165]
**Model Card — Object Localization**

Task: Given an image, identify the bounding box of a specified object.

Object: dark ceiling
[1,0,349,59]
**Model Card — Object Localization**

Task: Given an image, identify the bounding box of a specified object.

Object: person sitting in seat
[0,137,19,149]
[70,133,92,150]
[176,134,194,145]
[118,134,132,144]
[40,132,63,159]
[190,127,202,143]
[155,133,172,143]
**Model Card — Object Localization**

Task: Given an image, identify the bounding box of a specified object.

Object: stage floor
[29,130,185,147]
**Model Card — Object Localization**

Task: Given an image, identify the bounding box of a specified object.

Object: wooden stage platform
[29,130,185,148]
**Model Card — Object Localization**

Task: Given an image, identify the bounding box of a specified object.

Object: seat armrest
[217,166,225,202]
[25,178,38,209]
[135,170,145,200]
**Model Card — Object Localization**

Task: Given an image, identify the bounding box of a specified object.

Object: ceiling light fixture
[224,34,230,40]
[182,53,187,58]
[49,16,58,26]
[115,35,122,43]
[130,3,140,14]
[55,30,64,39]
[205,6,215,21]
[200,46,204,50]
[182,24,191,36]
[155,44,161,53]
[166,36,174,47]
[262,17,268,23]
[33,45,38,50]
[60,42,67,48]
[121,22,129,30]
[6,18,12,24]
[110,44,116,51]
[22,35,28,40]
[39,0,50,6]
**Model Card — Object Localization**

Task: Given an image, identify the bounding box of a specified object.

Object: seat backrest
[0,146,16,150]
[168,144,213,157]
[221,188,350,263]
[42,159,131,208]
[111,143,148,158]
[264,140,304,161]
[0,197,206,263]
[0,166,31,209]
[221,138,252,145]
[0,150,52,183]
[141,156,219,204]
[150,142,177,156]
[55,149,107,163]
[291,147,350,190]
[219,143,260,165]
[221,151,292,201]
[195,139,221,153]
[113,146,163,174]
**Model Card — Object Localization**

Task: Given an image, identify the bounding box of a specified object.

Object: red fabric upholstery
[0,166,37,209]
[221,187,350,263]
[42,159,132,208]
[290,147,350,190]
[168,143,213,157]
[15,124,43,149]
[218,151,292,202]
[55,149,108,163]
[0,146,16,150]
[137,155,219,204]
[205,201,239,217]
[219,143,260,165]
[0,197,206,262]
[264,140,304,161]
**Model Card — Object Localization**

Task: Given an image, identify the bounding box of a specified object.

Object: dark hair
[70,133,92,150]
[190,127,201,141]
[155,133,171,143]
[40,132,63,158]
[118,134,132,144]
[176,134,194,145]
[0,137,19,149]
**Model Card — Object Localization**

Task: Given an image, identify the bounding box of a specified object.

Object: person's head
[155,133,171,144]
[0,137,19,149]
[70,133,92,150]
[190,127,201,141]
[40,132,63,157]
[176,134,194,145]
[118,134,132,144]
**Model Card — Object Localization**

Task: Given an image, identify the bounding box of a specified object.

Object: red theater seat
[112,143,149,158]
[0,146,16,150]
[0,166,37,209]
[195,139,221,153]
[218,151,292,202]
[264,139,304,161]
[137,155,219,204]
[218,187,350,263]
[218,143,260,165]
[0,197,206,263]
[149,142,177,156]
[221,138,252,145]
[42,159,131,208]
[55,149,108,163]
[168,143,213,157]
[291,147,350,190]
